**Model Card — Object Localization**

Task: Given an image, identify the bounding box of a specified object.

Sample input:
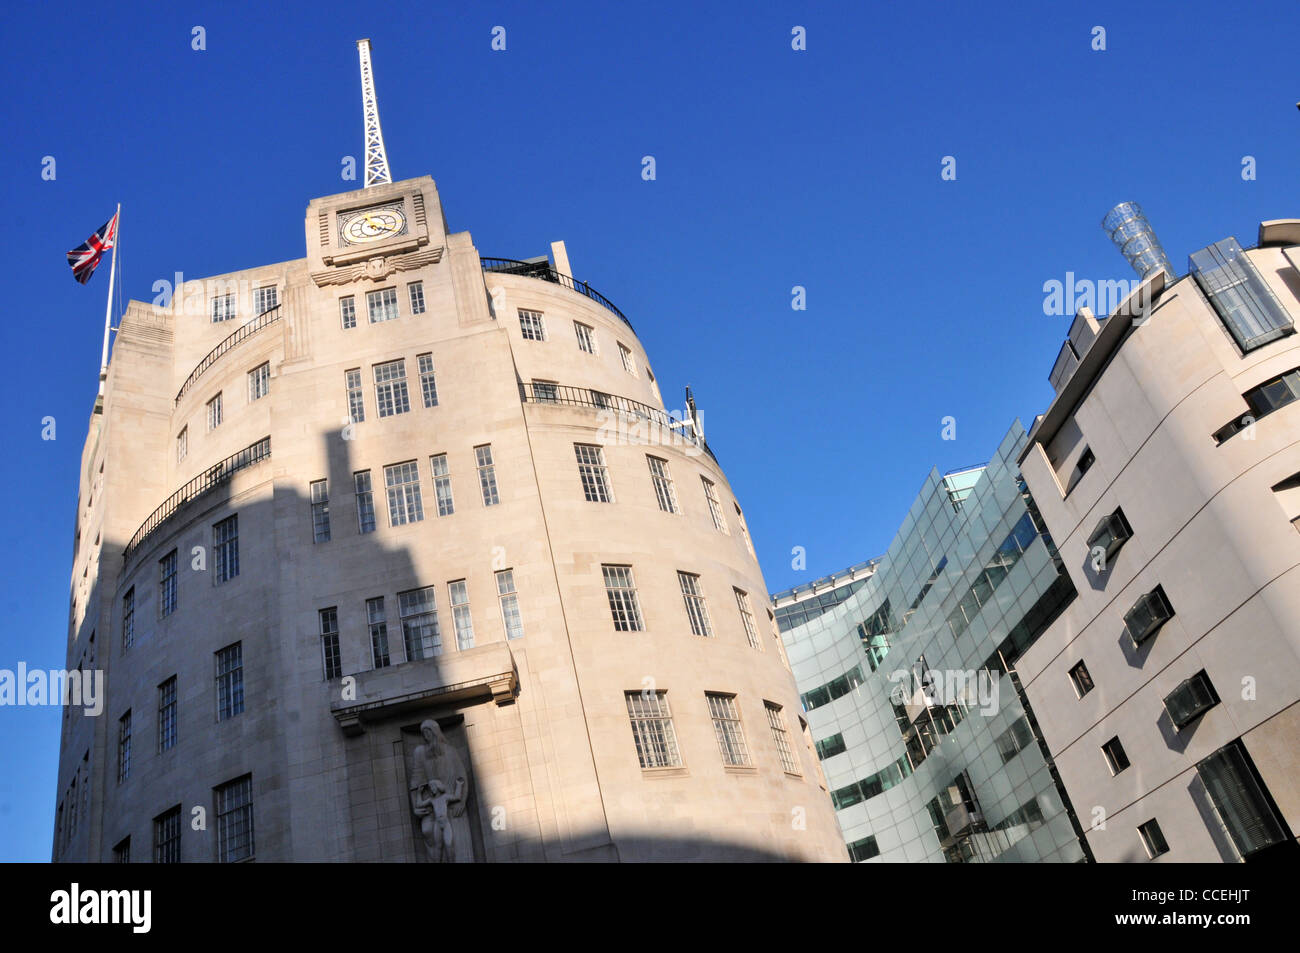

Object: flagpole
[97,203,120,400]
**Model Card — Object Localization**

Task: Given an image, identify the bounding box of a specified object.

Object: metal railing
[175,305,282,405]
[518,382,714,462]
[123,437,271,563]
[481,258,634,330]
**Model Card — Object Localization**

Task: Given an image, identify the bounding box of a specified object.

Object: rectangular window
[734,588,761,649]
[399,586,442,660]
[518,309,546,341]
[1068,660,1094,698]
[430,453,454,516]
[367,596,391,668]
[602,564,645,632]
[113,837,130,864]
[213,514,239,585]
[848,835,880,863]
[319,607,342,680]
[345,368,365,423]
[253,285,278,315]
[1138,818,1169,859]
[366,286,399,324]
[159,550,178,618]
[816,733,847,761]
[211,293,236,323]
[1124,586,1174,646]
[354,470,376,534]
[417,353,439,408]
[647,456,678,513]
[158,677,177,752]
[734,504,755,557]
[1215,368,1300,443]
[496,570,524,640]
[625,691,681,768]
[1102,736,1130,775]
[340,295,357,329]
[153,806,181,863]
[177,427,187,464]
[618,342,636,375]
[678,571,713,637]
[702,477,728,534]
[215,775,254,862]
[574,321,596,354]
[373,359,411,417]
[121,587,135,653]
[1190,236,1294,352]
[408,281,426,315]
[1086,508,1131,564]
[533,379,559,403]
[384,461,424,526]
[475,445,500,506]
[765,702,800,774]
[206,392,223,431]
[1164,670,1219,729]
[449,580,475,650]
[216,643,244,721]
[247,362,270,402]
[1196,740,1292,860]
[707,692,750,766]
[310,479,331,543]
[117,710,131,784]
[576,444,613,502]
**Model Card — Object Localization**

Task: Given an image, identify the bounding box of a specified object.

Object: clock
[339,203,408,245]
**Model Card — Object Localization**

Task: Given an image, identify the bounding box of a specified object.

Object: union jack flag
[66,212,118,285]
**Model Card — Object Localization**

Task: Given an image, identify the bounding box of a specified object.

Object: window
[176,427,187,464]
[417,353,439,408]
[734,504,755,557]
[309,480,331,543]
[574,321,596,354]
[216,643,244,721]
[247,362,270,402]
[215,775,254,862]
[618,342,636,375]
[701,477,728,533]
[1068,660,1094,698]
[449,580,474,650]
[576,444,613,502]
[399,587,442,660]
[816,733,847,761]
[734,589,761,649]
[1164,670,1219,729]
[353,470,376,534]
[647,456,678,513]
[475,445,500,506]
[112,838,130,864]
[153,806,181,863]
[1076,446,1095,477]
[625,691,681,768]
[373,359,411,418]
[318,607,342,679]
[678,571,713,637]
[533,380,559,403]
[213,514,239,585]
[206,392,223,431]
[496,570,524,640]
[159,550,178,618]
[430,453,454,516]
[121,587,134,653]
[1196,740,1293,860]
[1190,236,1294,353]
[1124,586,1174,646]
[367,597,391,668]
[408,280,426,315]
[117,710,131,783]
[345,368,365,423]
[765,702,800,774]
[1214,368,1300,443]
[518,309,545,341]
[366,286,399,323]
[384,461,424,526]
[211,293,236,323]
[1102,736,1130,775]
[848,835,880,863]
[253,285,277,315]
[340,295,357,329]
[707,693,750,766]
[1086,508,1131,565]
[158,677,177,752]
[602,564,644,631]
[1138,818,1169,859]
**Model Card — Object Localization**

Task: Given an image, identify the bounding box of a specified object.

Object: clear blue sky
[1,0,1296,861]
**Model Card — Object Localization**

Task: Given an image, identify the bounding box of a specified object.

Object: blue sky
[0,0,1297,860]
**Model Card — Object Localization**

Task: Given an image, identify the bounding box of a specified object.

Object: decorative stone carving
[309,246,444,287]
[408,719,469,863]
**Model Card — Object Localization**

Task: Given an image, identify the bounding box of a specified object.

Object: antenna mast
[356,39,392,187]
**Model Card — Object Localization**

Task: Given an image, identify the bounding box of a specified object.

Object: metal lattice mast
[356,39,392,187]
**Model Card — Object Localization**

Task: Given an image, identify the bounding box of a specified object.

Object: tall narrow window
[340,295,357,329]
[734,588,761,649]
[247,362,270,402]
[354,470,376,534]
[518,309,545,341]
[158,677,177,752]
[1137,819,1169,859]
[1068,660,1094,698]
[678,571,713,637]
[1190,236,1294,352]
[765,702,800,774]
[319,607,342,679]
[707,693,750,766]
[367,597,391,668]
[213,514,239,585]
[399,587,442,660]
[1196,740,1292,860]
[475,445,500,506]
[211,293,236,323]
[496,570,524,640]
[310,480,331,543]
[647,456,678,513]
[625,691,681,768]
[373,359,410,418]
[384,461,424,526]
[121,587,135,653]
[117,710,131,783]
[215,643,244,721]
[215,775,254,862]
[176,427,187,463]
[408,281,426,315]
[345,368,365,423]
[153,806,181,863]
[449,580,475,650]
[1102,736,1130,775]
[574,321,596,354]
[113,837,130,863]
[417,353,439,408]
[602,564,644,631]
[366,286,399,323]
[576,444,613,502]
[734,504,755,557]
[702,477,728,534]
[206,392,223,431]
[253,285,278,315]
[618,342,636,376]
[159,550,178,618]
[430,453,454,516]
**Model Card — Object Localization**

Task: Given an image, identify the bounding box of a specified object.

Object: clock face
[340,203,408,245]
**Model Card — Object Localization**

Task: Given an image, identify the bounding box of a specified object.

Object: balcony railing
[123,437,271,563]
[481,258,633,331]
[518,382,714,463]
[175,305,282,405]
